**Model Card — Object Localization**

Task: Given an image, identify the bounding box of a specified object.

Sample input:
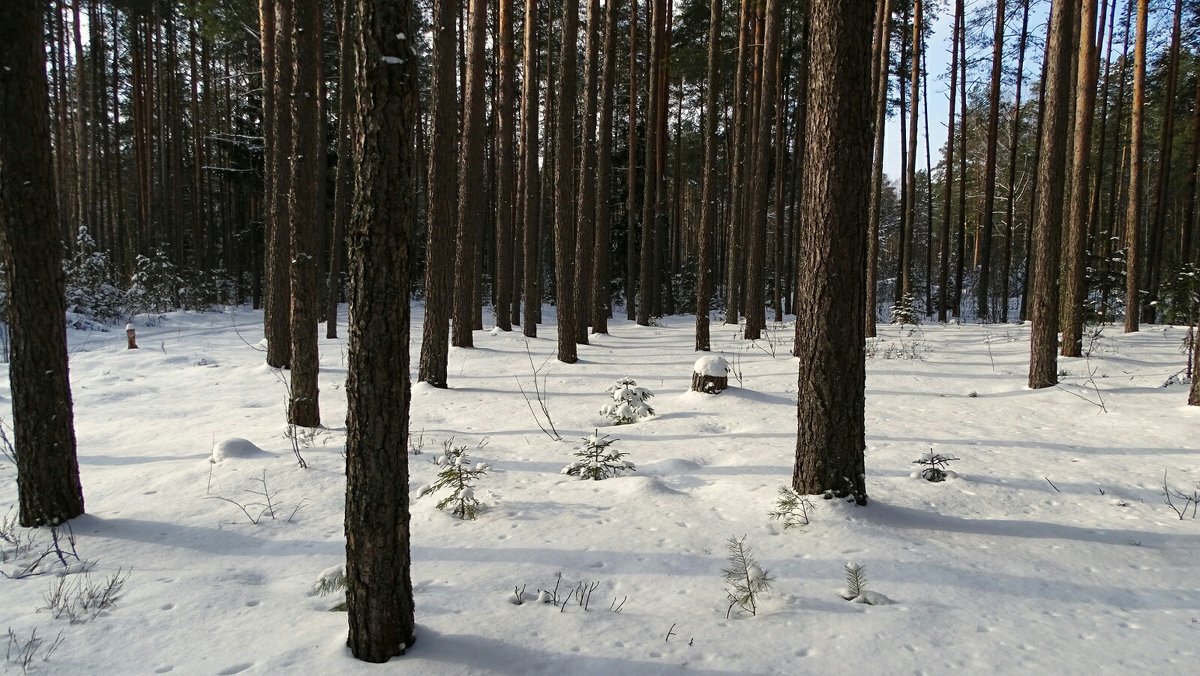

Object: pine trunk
[344,0,417,660]
[0,2,86,527]
[1028,0,1077,389]
[793,0,873,505]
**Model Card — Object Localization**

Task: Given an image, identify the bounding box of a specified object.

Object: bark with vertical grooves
[695,0,722,351]
[637,0,663,327]
[793,0,873,506]
[453,0,487,348]
[328,0,357,339]
[625,0,638,321]
[521,0,541,337]
[1060,0,1099,358]
[554,0,579,362]
[938,0,961,323]
[495,0,515,332]
[1143,0,1183,325]
[344,0,417,660]
[0,2,85,527]
[744,0,781,341]
[1123,0,1148,334]
[592,0,622,336]
[574,0,601,343]
[1028,0,1077,389]
[288,0,322,428]
[976,0,1005,322]
[419,0,457,384]
[266,0,293,369]
[867,0,891,335]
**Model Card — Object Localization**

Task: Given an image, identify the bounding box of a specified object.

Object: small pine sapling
[600,377,655,424]
[310,563,347,611]
[721,535,772,618]
[561,431,635,480]
[840,561,867,599]
[417,440,490,519]
[768,486,815,530]
[838,561,892,605]
[912,449,960,482]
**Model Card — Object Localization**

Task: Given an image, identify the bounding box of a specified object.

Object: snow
[693,355,730,377]
[210,437,271,463]
[1,307,1199,673]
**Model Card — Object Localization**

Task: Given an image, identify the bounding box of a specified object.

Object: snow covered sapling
[600,377,655,424]
[913,450,960,482]
[891,292,919,326]
[418,441,489,519]
[768,486,815,530]
[561,431,635,480]
[310,563,347,611]
[722,535,772,618]
[838,561,892,605]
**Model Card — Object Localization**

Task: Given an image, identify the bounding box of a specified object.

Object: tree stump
[691,356,729,394]
[125,324,138,350]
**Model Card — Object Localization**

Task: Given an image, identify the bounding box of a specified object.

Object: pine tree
[343,0,417,659]
[793,0,874,505]
[0,1,86,527]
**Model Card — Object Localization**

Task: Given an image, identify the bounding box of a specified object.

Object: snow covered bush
[722,535,772,618]
[891,292,919,326]
[600,377,655,424]
[561,431,634,481]
[127,247,180,320]
[417,441,489,519]
[912,450,959,482]
[178,266,237,311]
[64,227,125,323]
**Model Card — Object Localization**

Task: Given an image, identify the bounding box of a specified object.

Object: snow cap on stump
[691,355,730,394]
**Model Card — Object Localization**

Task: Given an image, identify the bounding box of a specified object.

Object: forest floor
[1,306,1198,675]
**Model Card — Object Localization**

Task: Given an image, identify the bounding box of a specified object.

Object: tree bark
[744,0,781,341]
[554,0,579,362]
[0,2,85,527]
[328,0,357,339]
[1060,0,1099,357]
[938,0,961,323]
[694,0,722,351]
[867,0,892,334]
[344,0,417,660]
[637,0,663,327]
[1142,0,1183,324]
[976,0,1005,322]
[453,0,488,348]
[1028,0,1077,389]
[521,0,541,337]
[573,0,601,343]
[265,0,294,369]
[793,0,873,506]
[495,0,516,332]
[287,0,322,428]
[1123,0,1148,333]
[592,0,622,336]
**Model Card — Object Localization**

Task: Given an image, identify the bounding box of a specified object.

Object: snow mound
[210,437,270,463]
[693,355,730,377]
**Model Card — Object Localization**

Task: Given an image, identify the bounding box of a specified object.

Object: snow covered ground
[1,306,1198,674]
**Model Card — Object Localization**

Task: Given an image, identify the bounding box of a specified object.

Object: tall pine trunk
[343,0,417,659]
[1028,0,1077,389]
[793,0,873,506]
[0,2,86,527]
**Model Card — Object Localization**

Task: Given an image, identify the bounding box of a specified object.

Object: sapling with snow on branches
[600,377,655,424]
[417,440,489,519]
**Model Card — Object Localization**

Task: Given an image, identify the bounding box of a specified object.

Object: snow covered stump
[126,323,138,349]
[691,355,730,394]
